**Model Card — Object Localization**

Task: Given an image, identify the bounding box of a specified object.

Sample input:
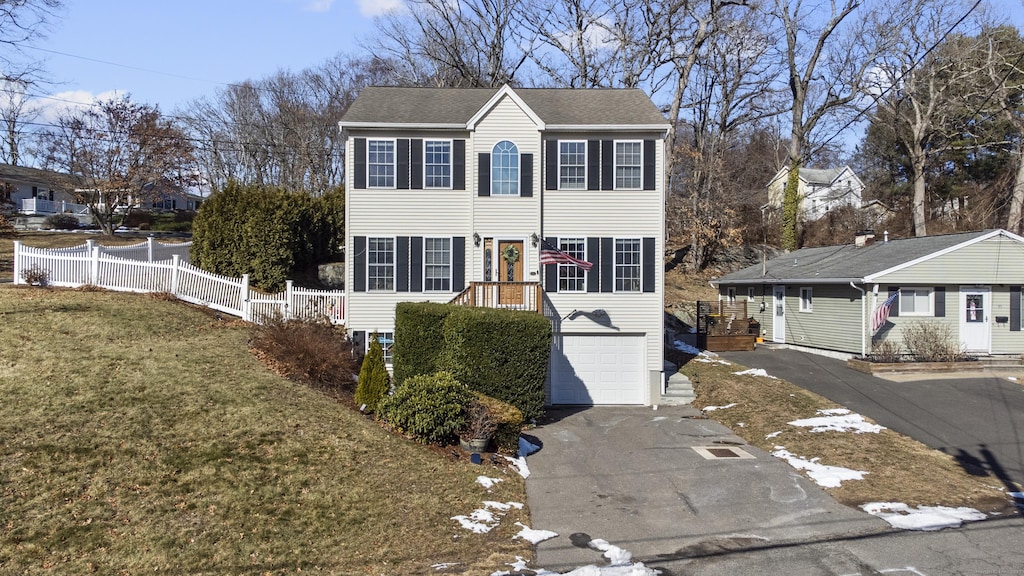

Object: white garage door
[549,334,645,405]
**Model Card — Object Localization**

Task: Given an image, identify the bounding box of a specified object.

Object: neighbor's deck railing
[12,239,344,325]
[19,198,90,215]
[449,281,542,312]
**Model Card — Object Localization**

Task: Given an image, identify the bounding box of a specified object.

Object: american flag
[539,240,593,271]
[871,289,900,333]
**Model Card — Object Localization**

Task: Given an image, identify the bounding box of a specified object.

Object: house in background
[338,85,669,406]
[712,229,1024,358]
[766,165,865,221]
[0,164,84,216]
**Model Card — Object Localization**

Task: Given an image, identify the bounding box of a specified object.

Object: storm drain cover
[692,446,755,460]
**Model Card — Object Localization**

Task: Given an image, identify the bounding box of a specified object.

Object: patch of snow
[788,410,885,434]
[1009,491,1024,499]
[765,431,782,439]
[671,340,702,355]
[588,539,633,565]
[732,368,776,378]
[651,416,668,422]
[771,447,868,488]
[518,436,541,457]
[503,455,531,478]
[432,562,461,570]
[451,501,522,534]
[477,476,503,490]
[513,522,558,544]
[703,403,737,412]
[1008,376,1018,381]
[860,502,987,531]
[737,422,746,428]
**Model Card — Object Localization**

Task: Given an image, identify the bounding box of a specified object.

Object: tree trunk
[1008,146,1024,235]
[910,142,928,237]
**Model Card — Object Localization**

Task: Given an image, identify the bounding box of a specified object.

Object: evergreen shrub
[355,331,390,413]
[380,371,471,444]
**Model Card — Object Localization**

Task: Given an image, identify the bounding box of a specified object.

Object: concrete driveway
[525,405,886,572]
[719,347,1024,495]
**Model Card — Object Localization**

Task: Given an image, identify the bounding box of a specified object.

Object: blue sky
[28,0,397,115]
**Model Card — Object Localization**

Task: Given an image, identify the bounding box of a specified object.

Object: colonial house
[713,229,1024,358]
[338,85,669,406]
[766,165,865,221]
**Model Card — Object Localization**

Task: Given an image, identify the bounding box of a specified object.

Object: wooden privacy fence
[12,239,345,325]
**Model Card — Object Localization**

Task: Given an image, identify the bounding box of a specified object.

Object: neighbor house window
[615,141,642,189]
[367,139,395,188]
[424,140,451,188]
[368,331,395,365]
[900,288,932,315]
[559,141,586,189]
[799,287,813,312]
[558,237,586,292]
[615,238,641,292]
[747,287,756,302]
[367,237,394,291]
[491,140,519,195]
[727,287,736,303]
[424,237,451,292]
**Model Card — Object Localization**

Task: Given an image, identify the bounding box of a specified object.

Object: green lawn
[0,287,531,575]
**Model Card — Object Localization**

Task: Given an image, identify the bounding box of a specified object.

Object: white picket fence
[12,239,345,325]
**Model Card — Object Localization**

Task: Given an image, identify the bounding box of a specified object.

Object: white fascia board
[715,277,863,286]
[467,85,545,130]
[863,229,1024,282]
[545,124,671,132]
[337,122,467,131]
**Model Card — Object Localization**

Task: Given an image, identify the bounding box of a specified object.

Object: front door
[960,287,991,353]
[497,240,524,306]
[772,285,786,343]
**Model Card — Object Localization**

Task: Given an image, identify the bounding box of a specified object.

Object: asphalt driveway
[719,347,1024,494]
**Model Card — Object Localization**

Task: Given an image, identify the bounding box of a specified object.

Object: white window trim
[422,236,453,293]
[899,287,933,316]
[367,236,396,292]
[423,138,453,190]
[614,140,643,190]
[799,287,813,312]
[367,138,397,189]
[613,237,642,293]
[557,236,587,293]
[366,330,395,367]
[491,140,520,197]
[558,140,587,191]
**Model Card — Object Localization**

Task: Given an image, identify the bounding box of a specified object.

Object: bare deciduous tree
[0,79,37,164]
[0,0,63,85]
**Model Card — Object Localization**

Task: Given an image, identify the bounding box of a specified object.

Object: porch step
[660,361,696,406]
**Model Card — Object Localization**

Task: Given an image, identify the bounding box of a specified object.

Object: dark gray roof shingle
[715,230,997,284]
[339,86,667,127]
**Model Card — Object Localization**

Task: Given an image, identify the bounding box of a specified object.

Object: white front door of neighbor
[773,285,786,343]
[960,287,991,353]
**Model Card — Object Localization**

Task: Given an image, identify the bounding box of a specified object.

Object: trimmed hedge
[392,302,455,385]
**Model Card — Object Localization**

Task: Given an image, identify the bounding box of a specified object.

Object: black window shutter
[478,153,490,196]
[888,287,900,317]
[410,237,423,292]
[601,140,614,191]
[396,139,410,189]
[642,237,656,293]
[544,236,558,293]
[353,236,366,292]
[600,237,614,293]
[354,138,366,189]
[1011,286,1021,331]
[453,139,466,190]
[452,236,466,292]
[934,286,945,317]
[587,140,600,191]
[521,153,533,197]
[643,139,656,190]
[587,237,601,293]
[396,236,410,292]
[410,139,423,189]
[545,140,558,190]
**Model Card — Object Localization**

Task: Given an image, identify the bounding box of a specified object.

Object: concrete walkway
[525,405,887,572]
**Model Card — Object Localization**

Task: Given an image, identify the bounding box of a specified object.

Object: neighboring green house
[712,229,1024,357]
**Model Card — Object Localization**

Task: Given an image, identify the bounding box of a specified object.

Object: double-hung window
[367,140,395,188]
[900,288,932,315]
[424,140,451,188]
[558,238,586,292]
[367,237,394,291]
[615,238,641,292]
[559,141,586,189]
[368,331,395,365]
[424,237,451,291]
[491,140,519,195]
[615,141,642,189]
[799,287,813,312]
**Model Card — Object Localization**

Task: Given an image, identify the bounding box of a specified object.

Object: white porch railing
[19,198,91,215]
[11,239,345,325]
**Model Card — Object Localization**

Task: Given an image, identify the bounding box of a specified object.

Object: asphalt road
[719,347,1024,494]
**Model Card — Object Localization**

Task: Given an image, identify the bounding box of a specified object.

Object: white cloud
[304,0,335,12]
[356,0,403,17]
[33,90,125,124]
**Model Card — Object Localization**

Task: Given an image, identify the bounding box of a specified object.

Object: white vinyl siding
[424,140,451,188]
[367,139,395,188]
[559,141,586,189]
[615,141,642,189]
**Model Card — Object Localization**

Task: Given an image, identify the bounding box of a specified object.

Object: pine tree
[355,332,390,413]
